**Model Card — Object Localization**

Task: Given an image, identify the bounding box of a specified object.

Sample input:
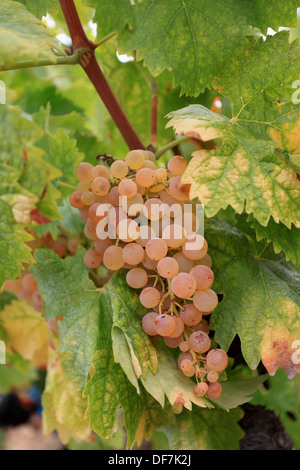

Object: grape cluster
[70,149,229,400]
[5,273,43,313]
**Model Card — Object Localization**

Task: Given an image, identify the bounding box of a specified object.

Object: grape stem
[155,135,191,159]
[58,0,144,151]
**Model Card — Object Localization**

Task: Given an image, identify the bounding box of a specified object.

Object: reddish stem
[59,0,144,151]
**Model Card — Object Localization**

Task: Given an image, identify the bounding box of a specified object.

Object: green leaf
[85,0,132,37]
[19,0,58,19]
[164,407,244,450]
[31,248,101,388]
[118,1,299,97]
[169,34,300,227]
[205,218,300,378]
[215,375,267,410]
[249,216,300,267]
[42,345,91,445]
[107,271,158,380]
[0,201,34,286]
[0,1,62,67]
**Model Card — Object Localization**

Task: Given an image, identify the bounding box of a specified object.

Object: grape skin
[180,304,202,326]
[189,331,211,354]
[206,349,228,372]
[194,382,208,397]
[171,273,197,299]
[193,289,218,313]
[155,314,176,337]
[206,382,222,399]
[84,250,102,269]
[190,265,214,290]
[140,287,161,308]
[157,257,179,279]
[142,312,158,336]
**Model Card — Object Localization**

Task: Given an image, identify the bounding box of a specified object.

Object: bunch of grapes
[5,273,43,313]
[70,149,229,400]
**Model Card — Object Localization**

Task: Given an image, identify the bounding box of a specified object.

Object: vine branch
[59,0,144,151]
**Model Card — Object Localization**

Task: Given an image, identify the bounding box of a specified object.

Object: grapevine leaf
[31,248,101,388]
[0,300,49,368]
[215,374,267,410]
[0,201,34,287]
[107,271,158,379]
[42,345,91,445]
[164,407,244,450]
[141,347,212,410]
[205,218,300,378]
[169,34,300,227]
[19,0,58,19]
[0,1,62,67]
[83,292,144,446]
[249,216,300,267]
[84,0,132,37]
[118,1,299,97]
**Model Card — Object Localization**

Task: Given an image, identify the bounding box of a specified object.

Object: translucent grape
[180,359,195,377]
[22,273,37,292]
[76,162,93,183]
[180,304,202,326]
[167,156,187,176]
[91,165,110,180]
[169,316,185,338]
[125,150,145,170]
[142,312,158,336]
[146,238,168,261]
[143,198,165,221]
[206,349,229,372]
[84,250,102,269]
[173,252,193,273]
[142,160,157,170]
[108,186,120,207]
[189,331,211,353]
[70,191,85,209]
[122,243,145,265]
[117,219,140,242]
[103,246,125,271]
[81,191,94,206]
[85,218,98,234]
[110,160,128,179]
[140,287,161,308]
[126,268,148,289]
[168,175,191,201]
[171,273,197,299]
[121,193,144,216]
[136,168,156,187]
[193,289,218,313]
[155,314,176,337]
[179,341,190,352]
[192,319,210,334]
[182,234,208,260]
[207,370,219,383]
[118,179,137,198]
[84,225,98,240]
[190,265,214,290]
[178,352,193,368]
[162,224,186,249]
[157,257,179,279]
[156,168,168,181]
[142,253,158,270]
[193,382,208,397]
[91,177,110,196]
[206,382,222,399]
[144,150,156,162]
[164,335,183,349]
[94,238,113,255]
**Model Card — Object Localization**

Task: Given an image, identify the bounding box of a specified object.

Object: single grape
[117,219,140,242]
[146,238,168,261]
[192,318,210,334]
[164,335,183,349]
[180,304,202,326]
[76,162,93,183]
[193,289,218,313]
[140,287,161,308]
[206,382,222,399]
[118,179,137,198]
[121,193,144,216]
[182,234,208,260]
[167,156,187,176]
[157,257,179,279]
[173,252,194,273]
[22,273,37,292]
[155,314,176,337]
[189,331,211,354]
[168,175,191,201]
[125,150,145,170]
[84,225,98,240]
[108,186,120,207]
[142,160,157,170]
[162,224,186,249]
[179,341,190,352]
[91,177,111,196]
[136,168,156,187]
[143,198,165,221]
[178,352,193,369]
[171,273,197,299]
[81,191,94,206]
[206,349,229,372]
[207,370,219,383]
[193,382,208,397]
[126,268,148,289]
[103,245,125,271]
[122,243,145,265]
[85,218,98,234]
[142,312,158,336]
[190,265,214,290]
[94,238,113,255]
[144,150,156,162]
[169,316,185,338]
[91,165,110,180]
[110,160,129,179]
[84,250,102,269]
[142,252,158,270]
[180,359,195,377]
[70,191,85,209]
